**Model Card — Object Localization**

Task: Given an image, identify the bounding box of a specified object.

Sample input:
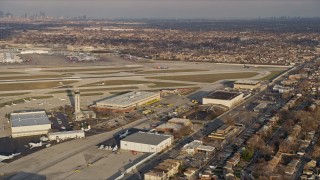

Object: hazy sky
[1,0,320,19]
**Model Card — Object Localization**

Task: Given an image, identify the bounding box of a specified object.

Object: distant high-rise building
[0,11,4,18]
[39,11,46,18]
[5,13,12,18]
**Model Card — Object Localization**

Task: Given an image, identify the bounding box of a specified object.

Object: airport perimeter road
[0,117,151,179]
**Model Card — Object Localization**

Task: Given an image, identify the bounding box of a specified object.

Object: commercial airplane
[29,141,44,149]
[119,130,129,138]
[40,136,49,142]
[0,153,21,162]
[84,125,91,132]
[112,145,118,152]
[97,144,113,151]
[105,146,112,150]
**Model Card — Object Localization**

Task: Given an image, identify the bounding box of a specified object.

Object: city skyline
[1,0,320,19]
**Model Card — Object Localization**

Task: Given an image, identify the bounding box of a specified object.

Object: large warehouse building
[20,50,49,54]
[202,91,244,108]
[10,111,51,138]
[233,80,261,90]
[94,91,160,112]
[120,132,173,153]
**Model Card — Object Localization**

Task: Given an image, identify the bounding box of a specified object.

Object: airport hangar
[10,111,51,138]
[120,132,173,153]
[93,91,161,112]
[233,80,261,90]
[202,91,244,108]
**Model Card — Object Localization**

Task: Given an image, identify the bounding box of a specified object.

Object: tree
[301,118,317,132]
[247,134,260,148]
[279,140,291,153]
[260,145,274,156]
[281,92,291,101]
[298,80,311,91]
[252,158,270,178]
[59,106,64,112]
[241,147,254,161]
[279,110,294,122]
[282,119,295,135]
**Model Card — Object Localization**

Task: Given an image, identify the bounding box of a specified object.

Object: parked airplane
[119,130,129,138]
[0,153,21,162]
[29,141,44,149]
[105,145,112,150]
[84,125,91,132]
[40,136,49,142]
[112,145,118,152]
[154,65,169,69]
[98,145,104,149]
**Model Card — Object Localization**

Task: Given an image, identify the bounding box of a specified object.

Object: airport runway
[0,58,289,178]
[0,60,286,139]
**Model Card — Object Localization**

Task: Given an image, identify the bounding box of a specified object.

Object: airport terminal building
[120,132,173,153]
[94,91,160,112]
[202,91,243,108]
[10,111,51,138]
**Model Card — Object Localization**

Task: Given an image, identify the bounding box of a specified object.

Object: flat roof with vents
[205,91,242,100]
[96,91,160,109]
[121,132,172,145]
[10,111,51,127]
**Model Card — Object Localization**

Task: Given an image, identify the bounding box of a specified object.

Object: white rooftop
[234,79,260,85]
[121,132,172,145]
[48,130,84,136]
[183,140,202,150]
[10,111,51,127]
[96,91,159,107]
[197,145,215,152]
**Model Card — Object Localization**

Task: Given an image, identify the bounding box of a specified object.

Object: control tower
[74,89,81,120]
